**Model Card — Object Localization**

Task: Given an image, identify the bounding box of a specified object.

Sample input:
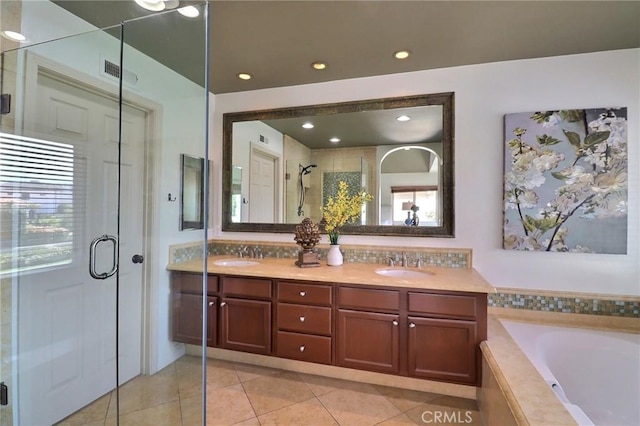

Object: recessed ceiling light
[396,115,411,122]
[330,137,341,143]
[2,30,26,42]
[311,61,327,70]
[302,122,314,129]
[237,73,252,80]
[134,0,165,12]
[178,5,200,18]
[393,50,411,60]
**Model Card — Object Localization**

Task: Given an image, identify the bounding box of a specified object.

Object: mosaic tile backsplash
[169,239,639,318]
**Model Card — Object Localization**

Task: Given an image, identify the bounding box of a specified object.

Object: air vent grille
[104,60,120,78]
[100,58,139,86]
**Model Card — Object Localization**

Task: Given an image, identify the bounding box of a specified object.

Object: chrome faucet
[415,257,424,268]
[387,257,396,267]
[401,253,409,267]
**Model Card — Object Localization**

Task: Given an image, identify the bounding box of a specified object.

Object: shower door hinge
[0,381,8,405]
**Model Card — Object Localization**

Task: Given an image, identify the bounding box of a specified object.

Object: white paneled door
[17,69,145,425]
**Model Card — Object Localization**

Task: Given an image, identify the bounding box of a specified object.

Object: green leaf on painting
[563,130,582,149]
[524,215,557,234]
[551,171,567,180]
[537,134,561,146]
[530,111,553,124]
[559,110,584,122]
[584,131,610,147]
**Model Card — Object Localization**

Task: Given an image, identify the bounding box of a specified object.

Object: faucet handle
[387,257,396,267]
[415,257,424,268]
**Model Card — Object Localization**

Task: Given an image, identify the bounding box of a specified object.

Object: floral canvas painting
[503,108,627,254]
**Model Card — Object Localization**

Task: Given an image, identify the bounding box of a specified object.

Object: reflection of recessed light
[393,50,411,59]
[311,61,327,70]
[134,0,165,12]
[330,137,341,143]
[302,122,314,129]
[2,30,26,42]
[238,73,252,80]
[178,5,200,17]
[396,115,411,122]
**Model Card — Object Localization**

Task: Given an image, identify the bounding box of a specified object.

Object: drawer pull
[299,316,306,322]
[220,302,227,307]
[299,291,306,297]
[208,301,214,307]
[392,320,398,326]
[299,345,305,352]
[409,322,416,328]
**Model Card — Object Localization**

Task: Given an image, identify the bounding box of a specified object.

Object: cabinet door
[407,316,477,385]
[337,309,399,374]
[173,293,217,347]
[220,298,271,354]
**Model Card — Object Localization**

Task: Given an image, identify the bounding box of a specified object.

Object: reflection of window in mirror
[392,186,438,226]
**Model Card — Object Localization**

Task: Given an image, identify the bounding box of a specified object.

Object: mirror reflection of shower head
[300,164,318,175]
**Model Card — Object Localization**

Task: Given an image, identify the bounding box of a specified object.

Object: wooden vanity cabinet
[219,276,272,355]
[406,292,486,385]
[336,287,401,374]
[275,281,333,364]
[171,272,219,346]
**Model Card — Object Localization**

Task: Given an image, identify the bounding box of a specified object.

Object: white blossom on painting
[503,108,627,253]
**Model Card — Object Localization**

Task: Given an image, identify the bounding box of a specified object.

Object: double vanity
[168,255,493,387]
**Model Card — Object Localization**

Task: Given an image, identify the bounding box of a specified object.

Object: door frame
[18,51,163,381]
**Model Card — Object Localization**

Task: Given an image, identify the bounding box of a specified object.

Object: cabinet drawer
[278,281,332,305]
[408,292,477,319]
[276,331,332,365]
[173,272,219,295]
[338,287,400,311]
[222,276,272,299]
[277,303,332,335]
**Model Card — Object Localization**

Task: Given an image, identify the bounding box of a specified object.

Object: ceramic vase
[326,244,343,266]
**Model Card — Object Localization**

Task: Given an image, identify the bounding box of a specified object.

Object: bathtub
[501,320,640,426]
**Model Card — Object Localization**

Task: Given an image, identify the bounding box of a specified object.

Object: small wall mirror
[222,92,454,237]
[180,154,205,230]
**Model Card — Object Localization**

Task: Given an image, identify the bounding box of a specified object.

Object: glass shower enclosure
[0,2,209,424]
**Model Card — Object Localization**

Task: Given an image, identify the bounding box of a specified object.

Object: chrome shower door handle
[89,234,118,280]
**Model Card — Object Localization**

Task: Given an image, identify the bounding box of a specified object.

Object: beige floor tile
[233,362,281,383]
[427,395,478,411]
[258,397,338,426]
[371,385,441,412]
[180,358,242,399]
[106,372,179,417]
[206,383,257,425]
[300,373,377,396]
[318,387,401,426]
[105,401,182,426]
[55,393,111,425]
[179,393,203,426]
[242,371,315,416]
[376,412,421,425]
[231,418,261,426]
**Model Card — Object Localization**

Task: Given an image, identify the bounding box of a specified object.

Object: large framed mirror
[222,92,454,237]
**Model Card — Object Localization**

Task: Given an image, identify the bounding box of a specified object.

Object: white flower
[542,113,561,128]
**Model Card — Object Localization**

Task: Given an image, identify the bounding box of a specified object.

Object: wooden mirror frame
[222,92,454,237]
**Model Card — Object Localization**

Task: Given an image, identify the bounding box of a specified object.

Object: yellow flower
[322,181,372,244]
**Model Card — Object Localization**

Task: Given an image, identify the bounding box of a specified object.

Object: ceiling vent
[100,58,139,87]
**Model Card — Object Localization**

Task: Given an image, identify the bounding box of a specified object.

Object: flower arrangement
[322,181,372,245]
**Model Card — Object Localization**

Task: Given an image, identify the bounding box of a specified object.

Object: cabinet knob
[299,316,306,322]
[299,291,306,297]
[220,302,226,307]
[299,345,306,352]
[409,322,416,328]
[208,302,214,307]
[392,320,398,326]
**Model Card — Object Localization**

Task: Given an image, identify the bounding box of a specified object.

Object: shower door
[1,28,145,425]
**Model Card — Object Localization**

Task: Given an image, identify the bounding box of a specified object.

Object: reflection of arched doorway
[378,146,442,226]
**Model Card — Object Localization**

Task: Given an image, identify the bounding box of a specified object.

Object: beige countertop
[167,255,495,294]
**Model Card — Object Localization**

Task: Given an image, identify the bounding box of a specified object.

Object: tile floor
[56,356,482,426]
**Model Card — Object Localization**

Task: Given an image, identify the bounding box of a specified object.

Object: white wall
[212,49,639,297]
[21,1,209,372]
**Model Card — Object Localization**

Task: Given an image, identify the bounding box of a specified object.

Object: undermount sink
[213,259,260,267]
[375,268,433,279]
